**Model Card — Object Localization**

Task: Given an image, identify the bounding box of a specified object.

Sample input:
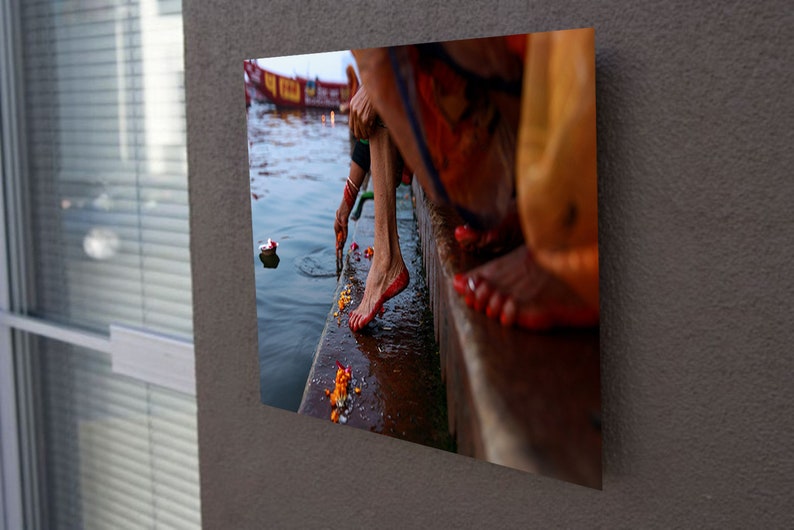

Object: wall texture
[184,1,793,527]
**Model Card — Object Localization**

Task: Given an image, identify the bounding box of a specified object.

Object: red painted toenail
[454,225,468,240]
[465,293,476,307]
[453,273,466,293]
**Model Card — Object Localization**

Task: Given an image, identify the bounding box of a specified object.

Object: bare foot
[454,203,522,254]
[349,258,409,332]
[348,124,408,332]
[453,246,598,330]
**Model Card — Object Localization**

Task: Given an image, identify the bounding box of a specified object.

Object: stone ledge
[298,184,452,452]
[414,180,601,488]
[297,178,601,487]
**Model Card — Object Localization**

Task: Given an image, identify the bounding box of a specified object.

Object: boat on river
[244,60,352,111]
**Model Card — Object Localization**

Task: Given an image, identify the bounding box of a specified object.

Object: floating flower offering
[364,246,374,259]
[259,238,278,256]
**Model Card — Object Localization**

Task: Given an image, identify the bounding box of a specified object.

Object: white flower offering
[259,238,278,255]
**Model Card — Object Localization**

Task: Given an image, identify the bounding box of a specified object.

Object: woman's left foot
[453,246,598,330]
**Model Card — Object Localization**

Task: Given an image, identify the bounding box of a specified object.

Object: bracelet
[343,181,357,209]
[346,177,360,193]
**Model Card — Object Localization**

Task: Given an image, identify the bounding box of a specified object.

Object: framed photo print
[244,27,601,488]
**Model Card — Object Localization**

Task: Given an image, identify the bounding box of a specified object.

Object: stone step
[413,180,601,489]
[298,184,453,451]
[299,178,601,488]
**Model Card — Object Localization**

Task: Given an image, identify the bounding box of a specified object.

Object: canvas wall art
[244,28,601,488]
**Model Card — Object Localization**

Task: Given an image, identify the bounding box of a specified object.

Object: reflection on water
[248,102,351,411]
[259,252,280,269]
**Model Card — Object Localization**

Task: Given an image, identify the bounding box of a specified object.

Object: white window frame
[0,0,196,527]
[1,1,27,526]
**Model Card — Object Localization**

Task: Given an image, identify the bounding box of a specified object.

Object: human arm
[348,84,377,140]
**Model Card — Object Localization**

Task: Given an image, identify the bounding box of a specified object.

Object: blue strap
[387,47,484,229]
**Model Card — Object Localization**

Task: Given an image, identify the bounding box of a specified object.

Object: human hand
[349,85,377,139]
[334,198,352,260]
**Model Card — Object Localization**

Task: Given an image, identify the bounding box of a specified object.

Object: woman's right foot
[349,262,409,332]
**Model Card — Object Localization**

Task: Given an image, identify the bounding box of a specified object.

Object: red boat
[244,60,352,111]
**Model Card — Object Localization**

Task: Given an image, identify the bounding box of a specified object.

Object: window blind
[14,0,201,527]
[39,337,201,529]
[21,0,192,338]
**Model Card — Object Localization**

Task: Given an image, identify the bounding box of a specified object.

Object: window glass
[37,337,200,529]
[21,0,192,337]
[9,0,201,526]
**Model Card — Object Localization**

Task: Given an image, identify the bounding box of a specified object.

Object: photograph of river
[247,102,351,411]
[245,28,602,488]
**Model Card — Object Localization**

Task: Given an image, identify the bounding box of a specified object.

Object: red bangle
[343,181,357,209]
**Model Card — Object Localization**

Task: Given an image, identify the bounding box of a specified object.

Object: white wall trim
[0,312,112,354]
[0,312,196,396]
[109,325,196,396]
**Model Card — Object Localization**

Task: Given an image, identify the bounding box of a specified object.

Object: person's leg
[454,29,599,329]
[352,46,515,231]
[516,29,599,310]
[348,126,409,332]
[354,32,598,330]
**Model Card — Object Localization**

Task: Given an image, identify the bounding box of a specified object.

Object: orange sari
[517,28,599,311]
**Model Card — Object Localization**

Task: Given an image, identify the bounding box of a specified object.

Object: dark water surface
[248,102,350,410]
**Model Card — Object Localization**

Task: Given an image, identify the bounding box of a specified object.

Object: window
[1,1,200,527]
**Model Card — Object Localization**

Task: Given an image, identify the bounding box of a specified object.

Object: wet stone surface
[298,184,453,452]
[414,182,601,488]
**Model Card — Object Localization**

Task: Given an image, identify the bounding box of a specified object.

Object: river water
[247,102,351,411]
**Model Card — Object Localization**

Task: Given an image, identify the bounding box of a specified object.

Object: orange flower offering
[327,361,352,423]
[363,246,374,259]
[334,284,353,324]
[336,284,352,312]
